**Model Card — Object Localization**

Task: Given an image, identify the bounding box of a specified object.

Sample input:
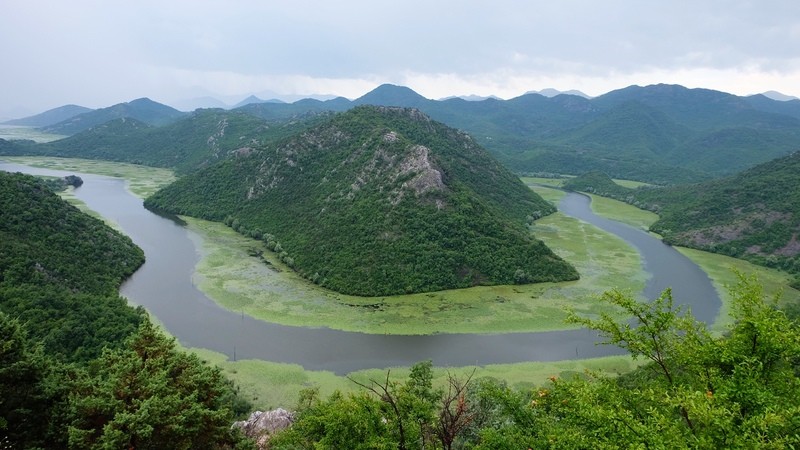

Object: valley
[3,155,798,410]
[2,87,800,447]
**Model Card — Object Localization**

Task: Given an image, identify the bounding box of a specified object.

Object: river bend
[1,163,720,374]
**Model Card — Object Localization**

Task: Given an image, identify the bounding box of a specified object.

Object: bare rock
[233,408,294,448]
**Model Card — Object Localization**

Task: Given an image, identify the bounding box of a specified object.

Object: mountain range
[6,83,800,184]
[38,98,186,135]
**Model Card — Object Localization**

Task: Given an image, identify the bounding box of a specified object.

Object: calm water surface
[1,162,720,374]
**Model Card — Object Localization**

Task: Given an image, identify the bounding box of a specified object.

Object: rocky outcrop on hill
[232,408,295,448]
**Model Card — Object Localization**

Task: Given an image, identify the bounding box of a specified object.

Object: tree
[470,273,800,449]
[432,370,477,450]
[67,320,251,450]
[0,312,52,449]
[348,361,439,450]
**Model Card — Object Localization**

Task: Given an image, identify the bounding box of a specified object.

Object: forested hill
[564,153,800,276]
[146,106,578,296]
[41,97,185,135]
[2,104,93,127]
[642,151,800,274]
[0,171,252,448]
[4,109,330,174]
[0,171,145,361]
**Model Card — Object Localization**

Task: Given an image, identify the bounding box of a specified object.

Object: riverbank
[5,157,798,411]
[183,185,644,334]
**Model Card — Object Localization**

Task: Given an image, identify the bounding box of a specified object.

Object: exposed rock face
[233,408,295,448]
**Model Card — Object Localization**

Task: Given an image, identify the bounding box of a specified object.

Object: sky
[2,0,799,117]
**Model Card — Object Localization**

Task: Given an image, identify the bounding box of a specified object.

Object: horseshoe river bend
[1,162,721,374]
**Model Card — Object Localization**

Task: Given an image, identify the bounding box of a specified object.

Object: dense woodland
[145,106,578,295]
[0,172,251,449]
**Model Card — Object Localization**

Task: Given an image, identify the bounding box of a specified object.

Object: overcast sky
[2,0,799,116]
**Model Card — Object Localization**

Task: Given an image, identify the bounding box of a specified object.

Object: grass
[521,176,649,190]
[0,125,66,143]
[0,156,176,198]
[585,193,659,231]
[612,179,652,189]
[189,346,640,410]
[184,191,643,335]
[675,247,800,333]
[521,176,569,188]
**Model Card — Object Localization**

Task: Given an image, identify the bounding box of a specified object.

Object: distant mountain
[8,83,800,185]
[29,109,327,174]
[3,104,93,127]
[171,96,229,111]
[744,94,800,120]
[526,88,591,98]
[591,84,796,129]
[438,94,503,101]
[233,95,285,109]
[556,100,693,160]
[234,97,350,120]
[145,106,578,296]
[761,90,799,102]
[220,83,800,183]
[41,98,186,135]
[353,84,430,108]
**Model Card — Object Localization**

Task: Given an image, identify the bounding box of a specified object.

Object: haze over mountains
[5,83,800,185]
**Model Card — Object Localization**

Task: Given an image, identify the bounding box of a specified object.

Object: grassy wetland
[184,184,643,335]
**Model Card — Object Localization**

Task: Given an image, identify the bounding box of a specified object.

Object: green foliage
[270,276,800,449]
[0,170,254,449]
[67,321,250,449]
[480,274,800,448]
[640,152,800,275]
[271,361,444,450]
[562,171,632,198]
[146,106,577,296]
[0,312,53,449]
[0,171,146,361]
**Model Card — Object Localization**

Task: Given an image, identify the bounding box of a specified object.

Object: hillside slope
[0,171,145,361]
[41,98,185,135]
[7,110,328,174]
[565,155,800,276]
[146,106,577,296]
[2,104,93,127]
[642,152,800,271]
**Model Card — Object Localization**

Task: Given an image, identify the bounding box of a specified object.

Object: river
[1,162,720,374]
